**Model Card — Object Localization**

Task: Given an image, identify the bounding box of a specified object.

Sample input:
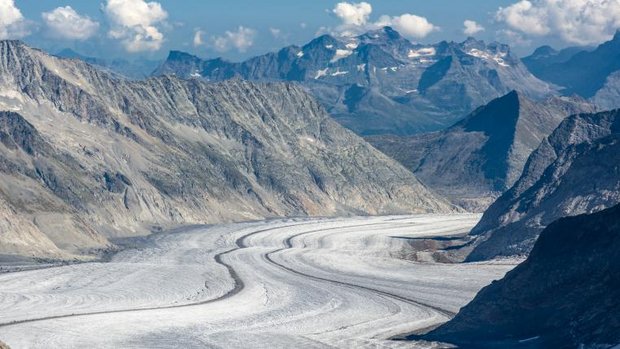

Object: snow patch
[314,68,329,79]
[357,64,366,72]
[296,51,304,58]
[331,69,348,76]
[331,49,353,63]
[467,49,511,67]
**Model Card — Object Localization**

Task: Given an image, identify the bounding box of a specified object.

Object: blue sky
[2,0,618,61]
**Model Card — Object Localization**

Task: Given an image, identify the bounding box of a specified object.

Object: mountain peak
[461,36,485,46]
[167,50,200,61]
[457,90,524,133]
[532,45,557,57]
[359,26,404,43]
[304,34,340,49]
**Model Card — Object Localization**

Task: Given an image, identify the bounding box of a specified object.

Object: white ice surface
[0,214,516,348]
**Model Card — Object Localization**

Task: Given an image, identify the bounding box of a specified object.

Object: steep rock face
[425,204,620,349]
[368,91,595,211]
[469,109,620,260]
[0,40,454,260]
[153,27,554,136]
[592,70,620,110]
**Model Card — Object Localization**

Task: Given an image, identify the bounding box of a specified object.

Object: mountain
[468,109,620,260]
[0,40,453,261]
[424,204,620,349]
[153,27,554,136]
[55,48,161,80]
[522,45,589,78]
[523,32,620,100]
[367,91,595,211]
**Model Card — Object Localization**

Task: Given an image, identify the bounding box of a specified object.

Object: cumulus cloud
[103,0,168,52]
[463,20,484,35]
[0,0,28,39]
[42,6,99,40]
[212,26,256,52]
[333,2,372,26]
[379,13,438,38]
[193,29,204,47]
[496,0,620,45]
[331,2,437,38]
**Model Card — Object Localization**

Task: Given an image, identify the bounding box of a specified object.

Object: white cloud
[212,26,256,53]
[330,2,437,39]
[496,0,620,45]
[463,20,484,36]
[0,0,28,39]
[104,0,168,52]
[42,6,99,41]
[269,27,282,39]
[193,29,204,47]
[333,2,372,26]
[382,14,438,38]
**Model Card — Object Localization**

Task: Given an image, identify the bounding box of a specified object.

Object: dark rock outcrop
[424,204,620,349]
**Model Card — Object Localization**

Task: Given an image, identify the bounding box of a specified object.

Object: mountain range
[523,31,620,110]
[425,203,620,348]
[368,91,596,211]
[468,109,620,260]
[154,27,554,136]
[0,40,452,262]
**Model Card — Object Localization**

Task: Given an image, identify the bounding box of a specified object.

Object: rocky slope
[368,91,595,211]
[468,109,620,260]
[154,27,554,136]
[424,204,620,349]
[0,40,453,261]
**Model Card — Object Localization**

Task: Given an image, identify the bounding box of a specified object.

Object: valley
[0,214,515,348]
[1,1,620,346]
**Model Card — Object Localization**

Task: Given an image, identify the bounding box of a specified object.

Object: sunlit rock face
[0,40,453,261]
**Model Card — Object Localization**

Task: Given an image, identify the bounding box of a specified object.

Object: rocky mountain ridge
[0,40,453,261]
[523,31,620,110]
[468,109,620,260]
[154,27,554,136]
[368,91,595,211]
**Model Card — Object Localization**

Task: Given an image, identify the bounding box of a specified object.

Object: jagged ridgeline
[0,40,454,261]
[154,26,554,136]
[468,109,620,260]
